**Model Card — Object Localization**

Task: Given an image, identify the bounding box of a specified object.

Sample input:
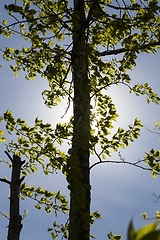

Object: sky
[1,1,160,240]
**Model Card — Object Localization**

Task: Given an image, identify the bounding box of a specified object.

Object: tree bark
[68,1,91,240]
[7,154,25,240]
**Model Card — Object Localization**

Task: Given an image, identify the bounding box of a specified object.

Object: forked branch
[90,149,159,175]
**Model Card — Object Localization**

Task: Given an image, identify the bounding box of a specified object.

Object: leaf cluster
[20,183,69,216]
[0,110,73,175]
[48,221,68,240]
[90,92,144,158]
[130,83,160,104]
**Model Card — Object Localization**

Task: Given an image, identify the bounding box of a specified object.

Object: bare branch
[4,151,13,163]
[145,126,160,135]
[151,192,160,203]
[90,158,156,171]
[90,150,155,172]
[106,3,148,10]
[90,81,118,99]
[93,147,102,162]
[0,178,11,185]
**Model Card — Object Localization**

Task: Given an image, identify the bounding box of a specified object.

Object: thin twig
[0,212,10,220]
[4,151,13,163]
[145,126,160,135]
[151,192,160,203]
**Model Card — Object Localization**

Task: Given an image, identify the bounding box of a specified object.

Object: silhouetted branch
[145,126,160,135]
[0,178,11,185]
[97,41,160,56]
[106,3,149,11]
[4,151,13,163]
[90,158,156,172]
[151,192,160,203]
[0,211,10,220]
[90,150,155,173]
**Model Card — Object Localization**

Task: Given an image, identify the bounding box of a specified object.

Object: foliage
[107,231,122,240]
[142,121,160,178]
[128,219,160,240]
[20,183,69,215]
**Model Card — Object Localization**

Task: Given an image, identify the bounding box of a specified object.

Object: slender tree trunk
[7,154,25,240]
[68,1,91,240]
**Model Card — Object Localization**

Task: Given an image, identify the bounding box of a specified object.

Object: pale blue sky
[1,1,160,240]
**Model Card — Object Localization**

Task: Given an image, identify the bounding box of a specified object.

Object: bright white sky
[1,1,160,240]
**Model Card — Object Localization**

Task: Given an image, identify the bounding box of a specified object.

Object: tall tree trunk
[68,1,91,240]
[7,153,25,240]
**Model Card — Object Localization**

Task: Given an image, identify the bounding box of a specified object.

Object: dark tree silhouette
[0,152,25,240]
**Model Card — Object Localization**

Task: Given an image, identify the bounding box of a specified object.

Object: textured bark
[68,1,91,240]
[7,153,25,240]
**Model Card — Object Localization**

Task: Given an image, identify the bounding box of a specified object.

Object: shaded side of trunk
[7,154,24,240]
[68,1,91,240]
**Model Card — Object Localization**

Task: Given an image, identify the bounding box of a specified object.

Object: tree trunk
[68,1,91,240]
[7,154,24,240]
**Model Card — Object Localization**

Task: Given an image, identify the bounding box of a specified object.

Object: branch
[61,78,73,118]
[106,3,148,10]
[151,192,160,203]
[90,149,156,172]
[4,151,13,163]
[60,62,72,88]
[2,117,68,169]
[97,41,160,56]
[20,176,25,183]
[85,0,99,27]
[0,178,11,185]
[145,126,160,135]
[0,212,10,220]
[89,158,156,172]
[90,80,132,99]
[43,66,73,102]
[90,81,118,99]
[93,147,102,162]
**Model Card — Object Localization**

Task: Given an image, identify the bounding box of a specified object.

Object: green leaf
[3,19,7,24]
[35,204,41,210]
[135,221,157,240]
[0,136,6,143]
[48,228,53,231]
[140,231,160,240]
[51,231,58,239]
[113,235,122,240]
[20,182,27,190]
[22,170,27,176]
[128,220,136,240]
[128,220,158,240]
[14,72,18,77]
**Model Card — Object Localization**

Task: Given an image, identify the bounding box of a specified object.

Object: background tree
[1,0,160,239]
[0,152,25,240]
